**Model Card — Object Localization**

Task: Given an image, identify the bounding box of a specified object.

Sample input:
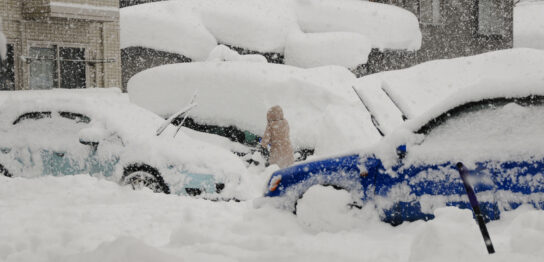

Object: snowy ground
[2,174,544,262]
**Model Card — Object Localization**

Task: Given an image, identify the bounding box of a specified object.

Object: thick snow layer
[128,62,382,155]
[120,1,217,61]
[356,49,544,127]
[284,32,372,69]
[515,1,544,50]
[121,0,420,65]
[295,0,422,50]
[2,175,544,261]
[0,18,6,60]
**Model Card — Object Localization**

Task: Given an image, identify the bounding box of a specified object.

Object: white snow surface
[128,62,382,156]
[284,32,372,69]
[355,48,544,134]
[120,0,421,68]
[2,175,544,262]
[515,1,544,50]
[295,0,421,50]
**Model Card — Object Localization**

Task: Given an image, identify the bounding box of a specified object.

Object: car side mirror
[79,127,107,148]
[396,145,407,160]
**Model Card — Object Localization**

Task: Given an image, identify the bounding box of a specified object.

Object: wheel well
[122,163,170,194]
[293,184,355,215]
[0,164,12,177]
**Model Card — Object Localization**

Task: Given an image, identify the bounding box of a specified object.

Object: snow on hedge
[128,62,382,156]
[121,0,421,68]
[514,1,544,50]
[0,18,6,60]
[355,48,544,130]
[284,32,372,69]
[294,0,422,51]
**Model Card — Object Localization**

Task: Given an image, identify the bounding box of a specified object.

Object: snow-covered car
[263,82,544,225]
[0,88,247,196]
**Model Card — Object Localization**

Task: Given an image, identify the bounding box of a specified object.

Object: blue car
[264,88,544,225]
[0,89,246,197]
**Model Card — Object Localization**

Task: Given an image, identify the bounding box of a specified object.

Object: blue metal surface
[264,152,544,224]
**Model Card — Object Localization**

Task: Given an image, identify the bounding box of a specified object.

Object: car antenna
[351,86,385,137]
[155,90,199,137]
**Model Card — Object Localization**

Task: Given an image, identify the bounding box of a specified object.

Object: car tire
[121,164,170,194]
[0,164,12,177]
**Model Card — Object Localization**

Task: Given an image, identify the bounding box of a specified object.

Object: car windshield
[409,102,544,163]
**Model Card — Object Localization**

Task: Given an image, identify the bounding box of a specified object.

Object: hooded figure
[261,106,294,168]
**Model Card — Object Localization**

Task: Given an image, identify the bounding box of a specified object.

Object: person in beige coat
[260,106,295,168]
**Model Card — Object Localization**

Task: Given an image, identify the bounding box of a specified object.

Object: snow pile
[515,1,544,50]
[355,48,544,132]
[284,32,372,68]
[0,18,6,60]
[121,0,421,69]
[2,175,544,262]
[295,0,421,51]
[128,62,382,155]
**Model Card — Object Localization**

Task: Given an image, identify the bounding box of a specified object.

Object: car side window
[12,112,52,125]
[412,98,544,159]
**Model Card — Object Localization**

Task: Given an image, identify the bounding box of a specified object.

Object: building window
[29,46,86,90]
[478,0,508,36]
[420,0,442,25]
[0,44,15,90]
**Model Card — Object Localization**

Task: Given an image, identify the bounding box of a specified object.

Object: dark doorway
[0,44,15,90]
[60,47,86,89]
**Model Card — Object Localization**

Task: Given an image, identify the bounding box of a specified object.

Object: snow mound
[284,32,372,69]
[128,62,382,156]
[515,1,544,50]
[356,48,544,130]
[295,0,422,50]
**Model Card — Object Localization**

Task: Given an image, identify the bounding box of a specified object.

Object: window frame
[420,0,443,25]
[26,42,88,90]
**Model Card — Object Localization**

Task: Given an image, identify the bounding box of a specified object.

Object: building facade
[0,0,121,91]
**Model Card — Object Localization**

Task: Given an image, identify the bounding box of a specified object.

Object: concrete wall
[0,0,121,90]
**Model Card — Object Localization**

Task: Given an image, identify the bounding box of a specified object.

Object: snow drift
[128,62,382,156]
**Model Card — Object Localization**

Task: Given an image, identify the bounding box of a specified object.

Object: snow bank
[515,1,544,50]
[2,175,544,262]
[120,1,217,61]
[284,32,371,69]
[0,18,6,60]
[356,48,544,126]
[295,0,422,50]
[128,62,382,155]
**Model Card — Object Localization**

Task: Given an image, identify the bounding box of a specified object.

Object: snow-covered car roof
[0,88,247,180]
[354,48,544,134]
[515,0,544,50]
[120,0,421,68]
[128,62,383,156]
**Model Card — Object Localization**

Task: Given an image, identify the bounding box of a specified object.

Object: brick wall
[0,0,121,90]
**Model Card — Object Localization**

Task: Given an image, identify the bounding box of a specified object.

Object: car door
[11,111,91,176]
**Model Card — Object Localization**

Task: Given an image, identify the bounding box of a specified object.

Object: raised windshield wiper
[351,86,385,137]
[381,86,408,121]
[156,91,198,137]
